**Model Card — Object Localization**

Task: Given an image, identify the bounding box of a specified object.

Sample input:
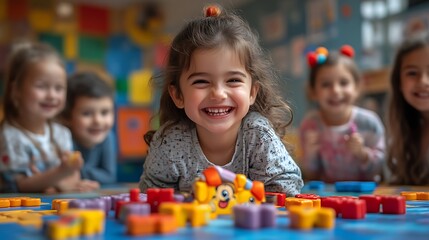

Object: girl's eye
[191,79,209,85]
[228,78,242,83]
[82,111,92,116]
[405,71,418,77]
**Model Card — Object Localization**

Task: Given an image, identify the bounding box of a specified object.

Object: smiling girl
[139,5,303,196]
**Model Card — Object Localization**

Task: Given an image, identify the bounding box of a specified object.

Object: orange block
[416,192,429,200]
[127,215,157,236]
[155,214,177,234]
[400,192,417,200]
[22,198,41,207]
[0,199,10,208]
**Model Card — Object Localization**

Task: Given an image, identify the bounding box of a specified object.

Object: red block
[130,188,140,202]
[359,195,381,213]
[147,188,175,213]
[342,199,366,219]
[295,193,321,199]
[266,192,286,206]
[78,4,110,35]
[381,196,406,214]
[115,200,127,219]
[321,197,344,217]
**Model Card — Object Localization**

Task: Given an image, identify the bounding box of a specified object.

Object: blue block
[335,181,376,193]
[307,181,325,190]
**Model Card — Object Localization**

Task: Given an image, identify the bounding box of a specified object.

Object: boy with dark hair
[61,72,117,184]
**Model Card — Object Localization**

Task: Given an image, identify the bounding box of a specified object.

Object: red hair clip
[307,47,329,67]
[340,45,354,58]
[204,5,221,17]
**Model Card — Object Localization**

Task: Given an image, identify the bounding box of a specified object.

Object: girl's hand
[59,151,83,174]
[75,180,100,192]
[344,133,368,163]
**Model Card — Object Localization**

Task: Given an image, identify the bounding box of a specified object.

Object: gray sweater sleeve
[244,113,304,196]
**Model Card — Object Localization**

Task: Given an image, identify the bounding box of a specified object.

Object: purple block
[233,205,260,229]
[86,199,106,212]
[174,194,185,203]
[99,196,112,212]
[111,195,128,211]
[119,203,150,222]
[259,204,276,227]
[68,199,86,209]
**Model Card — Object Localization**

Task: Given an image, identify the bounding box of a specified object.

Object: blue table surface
[1,184,429,240]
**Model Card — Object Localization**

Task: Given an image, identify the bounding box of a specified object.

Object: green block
[115,78,128,94]
[39,32,64,56]
[78,35,106,64]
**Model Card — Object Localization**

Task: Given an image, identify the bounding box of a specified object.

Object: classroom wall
[0,0,169,182]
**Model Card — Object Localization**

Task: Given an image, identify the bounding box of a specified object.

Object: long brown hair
[2,41,63,125]
[387,31,429,185]
[145,6,292,144]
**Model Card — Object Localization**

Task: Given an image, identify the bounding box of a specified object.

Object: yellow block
[29,9,54,31]
[288,206,317,230]
[129,69,153,105]
[159,202,187,228]
[314,207,335,229]
[188,204,211,227]
[285,197,313,209]
[64,32,77,59]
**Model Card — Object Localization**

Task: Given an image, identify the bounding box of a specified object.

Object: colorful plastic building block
[159,202,211,227]
[288,206,335,230]
[295,194,321,208]
[147,188,175,213]
[335,181,376,193]
[265,192,286,206]
[359,195,381,213]
[63,209,105,236]
[285,197,314,209]
[126,214,177,236]
[307,181,325,191]
[381,196,406,214]
[233,204,277,229]
[321,196,366,219]
[400,191,429,200]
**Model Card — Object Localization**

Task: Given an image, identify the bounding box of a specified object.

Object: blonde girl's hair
[387,31,429,185]
[144,5,293,144]
[2,41,63,124]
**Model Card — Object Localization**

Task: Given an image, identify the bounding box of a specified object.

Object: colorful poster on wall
[117,107,151,158]
[306,0,337,43]
[260,11,286,43]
